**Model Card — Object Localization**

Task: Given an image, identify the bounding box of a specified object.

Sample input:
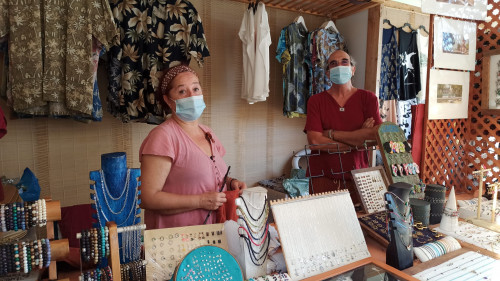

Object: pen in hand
[203,166,231,224]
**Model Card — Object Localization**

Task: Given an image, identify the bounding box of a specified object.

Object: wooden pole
[50,239,69,261]
[490,183,499,223]
[472,166,491,219]
[46,200,61,222]
[421,14,433,180]
[107,221,122,281]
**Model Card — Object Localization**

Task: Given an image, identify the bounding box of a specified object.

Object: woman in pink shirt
[139,65,247,229]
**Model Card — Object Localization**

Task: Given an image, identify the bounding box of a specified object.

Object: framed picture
[481,49,500,115]
[433,17,477,71]
[428,69,470,120]
[421,0,487,20]
[351,166,390,214]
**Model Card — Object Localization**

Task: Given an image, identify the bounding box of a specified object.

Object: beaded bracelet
[22,242,28,274]
[0,204,6,232]
[0,245,7,276]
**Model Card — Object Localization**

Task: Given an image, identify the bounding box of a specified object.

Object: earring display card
[144,224,228,281]
[352,166,390,214]
[270,191,371,280]
[376,122,421,190]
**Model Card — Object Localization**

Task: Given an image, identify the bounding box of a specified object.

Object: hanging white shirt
[416,29,428,104]
[249,2,271,104]
[238,8,255,102]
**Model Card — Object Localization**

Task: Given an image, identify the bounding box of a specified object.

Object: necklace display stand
[384,182,414,270]
[235,187,269,279]
[90,152,141,264]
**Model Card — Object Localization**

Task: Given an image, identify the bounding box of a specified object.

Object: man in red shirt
[304,50,382,204]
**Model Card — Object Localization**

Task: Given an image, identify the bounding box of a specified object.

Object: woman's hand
[199,192,227,210]
[229,179,247,195]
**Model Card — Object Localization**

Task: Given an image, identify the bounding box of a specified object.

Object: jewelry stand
[270,190,371,280]
[304,140,377,206]
[376,122,424,199]
[89,152,141,264]
[384,182,413,270]
[76,222,147,281]
[467,168,500,232]
[235,187,269,279]
[439,187,458,232]
[0,199,69,280]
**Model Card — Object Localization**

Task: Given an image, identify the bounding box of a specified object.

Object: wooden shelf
[227,0,382,19]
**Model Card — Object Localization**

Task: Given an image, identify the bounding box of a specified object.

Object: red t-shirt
[304,89,382,180]
[0,105,6,139]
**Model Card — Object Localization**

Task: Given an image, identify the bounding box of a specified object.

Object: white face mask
[172,95,206,122]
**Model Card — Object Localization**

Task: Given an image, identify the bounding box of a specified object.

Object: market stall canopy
[228,0,384,19]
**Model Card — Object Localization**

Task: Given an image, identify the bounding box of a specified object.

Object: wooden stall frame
[302,257,419,281]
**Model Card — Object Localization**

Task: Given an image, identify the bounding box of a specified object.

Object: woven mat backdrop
[422,2,500,193]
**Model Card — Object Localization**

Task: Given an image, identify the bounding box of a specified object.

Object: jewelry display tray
[144,223,228,281]
[376,122,420,189]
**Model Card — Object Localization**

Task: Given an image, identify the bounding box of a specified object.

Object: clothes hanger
[418,25,429,35]
[320,20,339,33]
[253,0,260,13]
[401,22,416,32]
[294,15,307,31]
[383,19,395,28]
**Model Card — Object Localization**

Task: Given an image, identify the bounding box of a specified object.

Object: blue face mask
[329,65,352,85]
[173,95,206,122]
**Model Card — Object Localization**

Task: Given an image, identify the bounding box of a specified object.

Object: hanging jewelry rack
[235,188,270,278]
[76,222,147,281]
[304,140,377,193]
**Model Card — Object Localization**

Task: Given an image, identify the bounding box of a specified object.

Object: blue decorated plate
[171,245,243,281]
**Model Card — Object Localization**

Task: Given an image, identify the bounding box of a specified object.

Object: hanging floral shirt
[0,0,118,116]
[276,22,310,118]
[107,0,210,123]
[0,37,7,100]
[311,27,348,95]
[379,27,399,101]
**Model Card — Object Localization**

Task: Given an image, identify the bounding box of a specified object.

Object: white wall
[336,10,369,89]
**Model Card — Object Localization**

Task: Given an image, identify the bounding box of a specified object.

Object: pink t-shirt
[304,89,382,180]
[139,118,228,229]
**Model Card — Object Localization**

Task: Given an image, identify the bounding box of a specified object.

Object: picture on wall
[482,48,500,112]
[428,69,470,120]
[422,0,486,20]
[433,17,476,71]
